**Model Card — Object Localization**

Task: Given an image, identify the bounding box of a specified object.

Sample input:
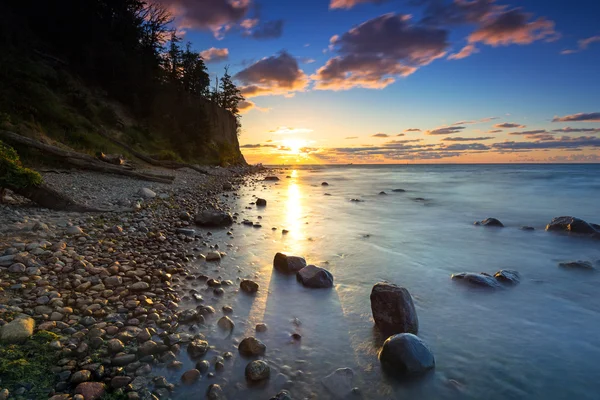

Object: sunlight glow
[284,177,305,254]
[281,138,309,155]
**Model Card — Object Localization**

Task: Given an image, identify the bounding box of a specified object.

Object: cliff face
[200,98,246,165]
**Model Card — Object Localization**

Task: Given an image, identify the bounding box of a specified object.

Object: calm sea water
[171,164,600,400]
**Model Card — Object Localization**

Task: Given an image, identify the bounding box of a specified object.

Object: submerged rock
[451,272,501,288]
[370,282,418,335]
[558,260,595,271]
[238,337,266,357]
[475,218,504,227]
[181,369,201,384]
[379,333,435,375]
[195,209,233,227]
[245,360,270,381]
[322,368,354,399]
[520,226,535,231]
[270,390,292,400]
[217,316,235,333]
[240,279,259,293]
[297,265,334,288]
[546,216,600,235]
[273,253,307,274]
[392,189,406,192]
[379,191,387,195]
[187,339,209,358]
[494,270,521,284]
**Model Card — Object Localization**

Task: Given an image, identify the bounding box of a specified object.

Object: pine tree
[219,66,244,117]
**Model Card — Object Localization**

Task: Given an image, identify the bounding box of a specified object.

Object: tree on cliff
[218,66,245,129]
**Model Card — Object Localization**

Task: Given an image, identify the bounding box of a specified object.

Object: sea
[170,164,600,400]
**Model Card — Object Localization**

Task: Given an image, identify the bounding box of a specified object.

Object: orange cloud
[199,47,229,63]
[329,0,388,10]
[448,44,479,60]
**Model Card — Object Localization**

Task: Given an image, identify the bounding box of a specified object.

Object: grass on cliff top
[0,330,60,399]
[0,139,43,188]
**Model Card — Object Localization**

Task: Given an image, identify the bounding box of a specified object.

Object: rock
[112,353,137,366]
[558,260,595,271]
[176,228,195,237]
[255,323,268,333]
[187,339,209,358]
[66,226,84,235]
[322,368,354,399]
[104,276,123,287]
[273,253,307,274]
[240,279,259,293]
[296,265,334,288]
[181,369,201,384]
[245,360,270,382]
[0,315,34,343]
[264,176,280,181]
[256,198,267,207]
[475,218,504,227]
[0,389,8,400]
[451,272,501,288]
[206,251,221,261]
[138,188,156,199]
[195,209,233,227]
[71,370,92,384]
[392,189,406,192]
[520,226,535,231]
[130,281,150,291]
[494,270,520,284]
[74,382,106,400]
[138,340,160,356]
[111,376,132,389]
[238,337,266,357]
[321,182,329,186]
[8,263,26,273]
[546,216,599,235]
[379,191,387,195]
[217,316,234,333]
[270,391,292,400]
[379,333,435,375]
[207,384,224,400]
[370,282,418,335]
[196,360,210,373]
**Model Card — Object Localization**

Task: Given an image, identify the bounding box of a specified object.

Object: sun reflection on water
[284,170,305,255]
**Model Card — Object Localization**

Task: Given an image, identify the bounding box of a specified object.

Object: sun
[281,138,308,155]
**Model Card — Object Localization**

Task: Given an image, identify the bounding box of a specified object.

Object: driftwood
[0,130,175,183]
[97,130,209,174]
[5,183,109,212]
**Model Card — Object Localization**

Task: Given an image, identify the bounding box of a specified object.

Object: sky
[156,0,600,164]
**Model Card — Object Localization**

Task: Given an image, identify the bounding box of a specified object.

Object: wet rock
[520,226,535,231]
[0,315,34,343]
[187,339,209,358]
[379,191,387,195]
[256,198,267,207]
[546,216,600,235]
[475,218,504,227]
[240,279,259,294]
[112,353,137,366]
[264,176,280,181]
[273,253,307,274]
[494,270,520,284]
[74,382,106,400]
[217,316,235,333]
[138,188,156,199]
[370,282,418,334]
[196,360,210,373]
[558,260,595,271]
[181,369,201,384]
[379,333,435,375]
[238,337,266,357]
[321,182,329,186]
[451,272,501,288]
[207,384,224,400]
[392,189,406,192]
[206,251,221,262]
[321,368,354,399]
[71,370,92,384]
[255,323,268,333]
[138,340,160,356]
[270,391,292,400]
[111,376,132,389]
[130,281,150,291]
[245,360,270,382]
[195,209,234,227]
[297,265,334,288]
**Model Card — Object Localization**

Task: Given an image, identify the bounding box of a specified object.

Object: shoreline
[0,165,265,399]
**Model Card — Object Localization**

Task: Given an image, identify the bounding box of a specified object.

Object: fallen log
[0,130,175,183]
[97,130,209,174]
[6,183,110,212]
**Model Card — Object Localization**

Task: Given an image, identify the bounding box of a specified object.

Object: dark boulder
[520,226,535,231]
[264,176,280,181]
[370,282,418,334]
[475,218,504,227]
[240,279,259,293]
[379,333,435,375]
[187,339,208,358]
[494,269,520,285]
[245,360,270,381]
[238,337,266,357]
[546,216,599,235]
[322,182,329,186]
[451,272,502,288]
[296,265,334,288]
[558,260,595,271]
[392,189,406,192]
[195,209,233,227]
[256,198,267,207]
[273,253,307,274]
[379,191,387,195]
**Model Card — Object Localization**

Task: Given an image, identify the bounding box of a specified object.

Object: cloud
[238,99,270,114]
[199,47,229,63]
[493,136,600,150]
[552,127,600,133]
[240,143,277,148]
[372,133,390,138]
[468,9,557,47]
[494,122,525,128]
[235,51,309,97]
[552,112,600,123]
[480,117,499,122]
[157,0,251,35]
[396,133,405,136]
[313,13,449,90]
[329,0,388,10]
[561,35,600,55]
[345,136,358,139]
[443,143,490,151]
[416,0,500,26]
[448,44,479,60]
[268,127,313,134]
[404,128,421,132]
[426,126,466,135]
[443,136,494,141]
[508,130,547,135]
[247,20,284,39]
[488,129,503,133]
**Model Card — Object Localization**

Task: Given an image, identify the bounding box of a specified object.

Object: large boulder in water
[546,216,600,235]
[370,282,418,334]
[475,218,504,227]
[378,333,435,375]
[451,272,502,288]
[493,269,520,284]
[195,209,233,227]
[297,265,334,288]
[273,253,307,274]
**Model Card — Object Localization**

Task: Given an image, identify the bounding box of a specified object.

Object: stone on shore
[138,188,156,199]
[546,216,600,235]
[207,384,224,400]
[297,265,334,288]
[240,279,259,293]
[181,369,201,384]
[273,253,307,274]
[379,333,435,375]
[245,360,270,382]
[206,251,222,261]
[256,198,267,206]
[392,189,405,192]
[451,272,501,288]
[370,282,418,335]
[74,382,106,400]
[195,209,233,227]
[217,316,235,333]
[475,218,504,227]
[0,315,34,343]
[264,176,280,181]
[322,368,354,399]
[187,339,209,358]
[238,337,266,357]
